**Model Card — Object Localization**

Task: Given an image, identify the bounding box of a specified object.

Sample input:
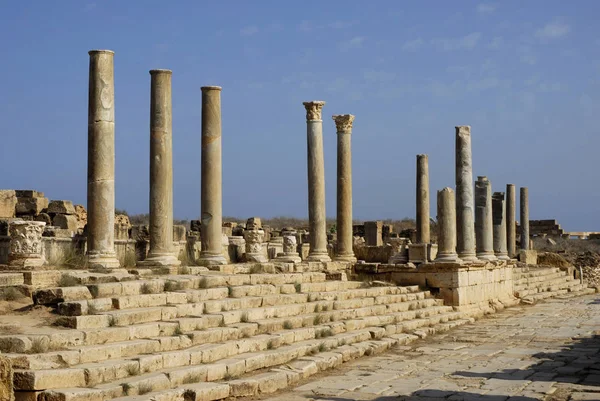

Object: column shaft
[416,154,430,244]
[475,176,496,261]
[87,50,120,270]
[455,126,477,261]
[506,184,517,258]
[435,188,460,262]
[304,101,331,262]
[140,69,179,267]
[520,187,530,250]
[492,191,509,260]
[198,86,226,265]
[334,114,356,262]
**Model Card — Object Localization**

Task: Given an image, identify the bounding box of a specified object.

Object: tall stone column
[333,114,356,262]
[435,188,460,262]
[475,176,497,261]
[198,86,227,266]
[87,50,120,270]
[506,184,517,258]
[455,126,477,261]
[416,154,430,244]
[492,192,510,260]
[139,69,180,267]
[303,101,331,262]
[520,187,530,250]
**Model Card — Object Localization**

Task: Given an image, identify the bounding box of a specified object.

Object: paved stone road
[265,295,600,401]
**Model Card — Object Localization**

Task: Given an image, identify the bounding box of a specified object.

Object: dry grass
[537,252,571,268]
[47,248,88,269]
[119,250,137,268]
[0,287,25,301]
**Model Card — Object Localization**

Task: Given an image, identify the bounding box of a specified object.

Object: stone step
[514,277,584,298]
[513,271,569,284]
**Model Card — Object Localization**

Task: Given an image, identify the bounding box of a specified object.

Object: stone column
[492,192,510,260]
[455,126,477,261]
[416,154,430,244]
[303,101,331,262]
[8,221,46,268]
[506,184,517,258]
[520,187,530,250]
[139,69,180,268]
[277,228,302,263]
[475,176,496,261]
[435,188,460,263]
[197,86,227,266]
[87,50,120,270]
[333,114,356,262]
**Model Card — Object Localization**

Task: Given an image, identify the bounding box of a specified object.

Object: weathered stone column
[87,50,120,270]
[435,188,460,263]
[475,176,497,261]
[492,192,510,260]
[198,86,227,266]
[455,126,477,261]
[520,187,530,250]
[303,101,331,262]
[8,221,46,268]
[333,114,356,262]
[416,154,430,244]
[277,228,302,263]
[506,184,517,258]
[139,69,180,268]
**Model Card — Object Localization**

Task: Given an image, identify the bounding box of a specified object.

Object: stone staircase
[1,270,475,401]
[513,266,595,303]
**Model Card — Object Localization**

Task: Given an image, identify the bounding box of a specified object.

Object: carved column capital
[303,101,326,121]
[332,114,355,134]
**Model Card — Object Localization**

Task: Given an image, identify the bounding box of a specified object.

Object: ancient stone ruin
[0,50,595,401]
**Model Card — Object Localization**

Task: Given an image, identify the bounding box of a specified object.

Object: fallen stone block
[47,200,76,215]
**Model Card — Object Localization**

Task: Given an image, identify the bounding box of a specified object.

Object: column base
[197,252,227,266]
[8,256,46,270]
[276,253,302,263]
[306,252,331,262]
[87,252,121,270]
[458,252,478,262]
[334,254,357,263]
[434,252,462,263]
[245,253,268,263]
[137,253,181,268]
[476,252,497,261]
[495,253,510,261]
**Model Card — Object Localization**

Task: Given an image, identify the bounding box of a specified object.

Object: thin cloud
[402,38,424,51]
[535,22,570,39]
[339,36,365,51]
[432,32,481,51]
[477,3,496,14]
[240,25,259,36]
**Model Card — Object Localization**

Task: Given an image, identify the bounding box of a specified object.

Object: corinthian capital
[303,101,325,121]
[332,114,355,133]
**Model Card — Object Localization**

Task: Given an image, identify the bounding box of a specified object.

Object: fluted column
[333,114,356,262]
[197,86,227,266]
[520,187,530,250]
[475,176,497,261]
[139,69,180,267]
[455,126,477,261]
[435,188,460,263]
[302,101,331,262]
[492,191,510,260]
[416,154,430,244]
[87,50,120,270]
[506,184,516,258]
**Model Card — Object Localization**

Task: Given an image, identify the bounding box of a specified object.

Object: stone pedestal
[408,243,428,264]
[198,86,227,266]
[520,187,530,250]
[333,114,357,263]
[435,187,461,263]
[303,101,331,262]
[506,184,517,258]
[139,69,180,268]
[228,236,245,263]
[87,50,120,270]
[8,221,46,268]
[492,192,510,260]
[455,126,477,261]
[388,237,409,264]
[364,221,383,246]
[277,228,302,263]
[416,154,430,244]
[475,176,497,261]
[519,249,537,265]
[244,229,268,263]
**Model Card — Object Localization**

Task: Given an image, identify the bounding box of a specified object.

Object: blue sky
[0,1,598,230]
